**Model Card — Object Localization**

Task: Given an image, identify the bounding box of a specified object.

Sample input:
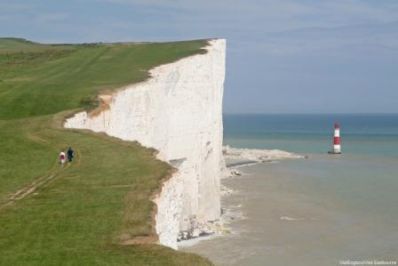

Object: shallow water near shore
[183,114,398,266]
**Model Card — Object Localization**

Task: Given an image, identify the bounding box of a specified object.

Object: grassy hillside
[0,38,71,52]
[0,38,211,265]
[0,38,206,119]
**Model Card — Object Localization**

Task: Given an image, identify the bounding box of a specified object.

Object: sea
[183,114,398,266]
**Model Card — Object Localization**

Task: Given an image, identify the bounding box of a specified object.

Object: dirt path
[0,147,81,211]
[0,162,72,211]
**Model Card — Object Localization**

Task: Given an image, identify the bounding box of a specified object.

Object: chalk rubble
[224,145,303,162]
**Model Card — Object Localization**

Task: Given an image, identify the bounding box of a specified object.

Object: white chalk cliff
[64,39,226,249]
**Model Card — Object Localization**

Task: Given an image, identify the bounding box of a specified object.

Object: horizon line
[223,112,398,115]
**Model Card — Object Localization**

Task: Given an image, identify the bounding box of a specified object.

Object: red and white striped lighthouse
[330,123,342,154]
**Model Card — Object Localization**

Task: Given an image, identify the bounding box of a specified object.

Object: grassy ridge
[0,38,72,52]
[0,38,211,265]
[0,38,206,119]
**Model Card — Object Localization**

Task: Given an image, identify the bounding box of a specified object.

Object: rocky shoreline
[177,146,303,246]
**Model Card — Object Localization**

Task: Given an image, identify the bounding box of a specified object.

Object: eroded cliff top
[0,37,209,119]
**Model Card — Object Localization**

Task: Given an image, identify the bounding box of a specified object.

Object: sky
[1,0,398,113]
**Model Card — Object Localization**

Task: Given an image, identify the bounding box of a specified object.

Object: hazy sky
[1,0,398,113]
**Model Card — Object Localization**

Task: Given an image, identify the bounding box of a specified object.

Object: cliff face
[64,39,226,249]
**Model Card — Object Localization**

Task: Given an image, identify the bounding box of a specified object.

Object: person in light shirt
[59,151,66,166]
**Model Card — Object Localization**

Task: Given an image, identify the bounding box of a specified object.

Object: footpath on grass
[0,38,212,265]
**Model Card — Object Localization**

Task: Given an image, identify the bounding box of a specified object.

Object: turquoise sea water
[185,114,398,266]
[224,113,398,222]
[224,114,398,157]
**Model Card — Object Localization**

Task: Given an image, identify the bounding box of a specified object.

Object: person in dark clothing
[67,147,74,162]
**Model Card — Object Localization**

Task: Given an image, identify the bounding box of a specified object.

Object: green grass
[0,38,206,119]
[0,38,212,265]
[0,38,71,53]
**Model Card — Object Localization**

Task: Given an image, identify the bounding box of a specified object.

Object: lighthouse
[329,123,342,154]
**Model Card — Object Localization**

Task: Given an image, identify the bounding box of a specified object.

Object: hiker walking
[59,151,66,166]
[67,147,74,162]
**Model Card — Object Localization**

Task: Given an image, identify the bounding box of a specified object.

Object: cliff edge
[64,39,226,249]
